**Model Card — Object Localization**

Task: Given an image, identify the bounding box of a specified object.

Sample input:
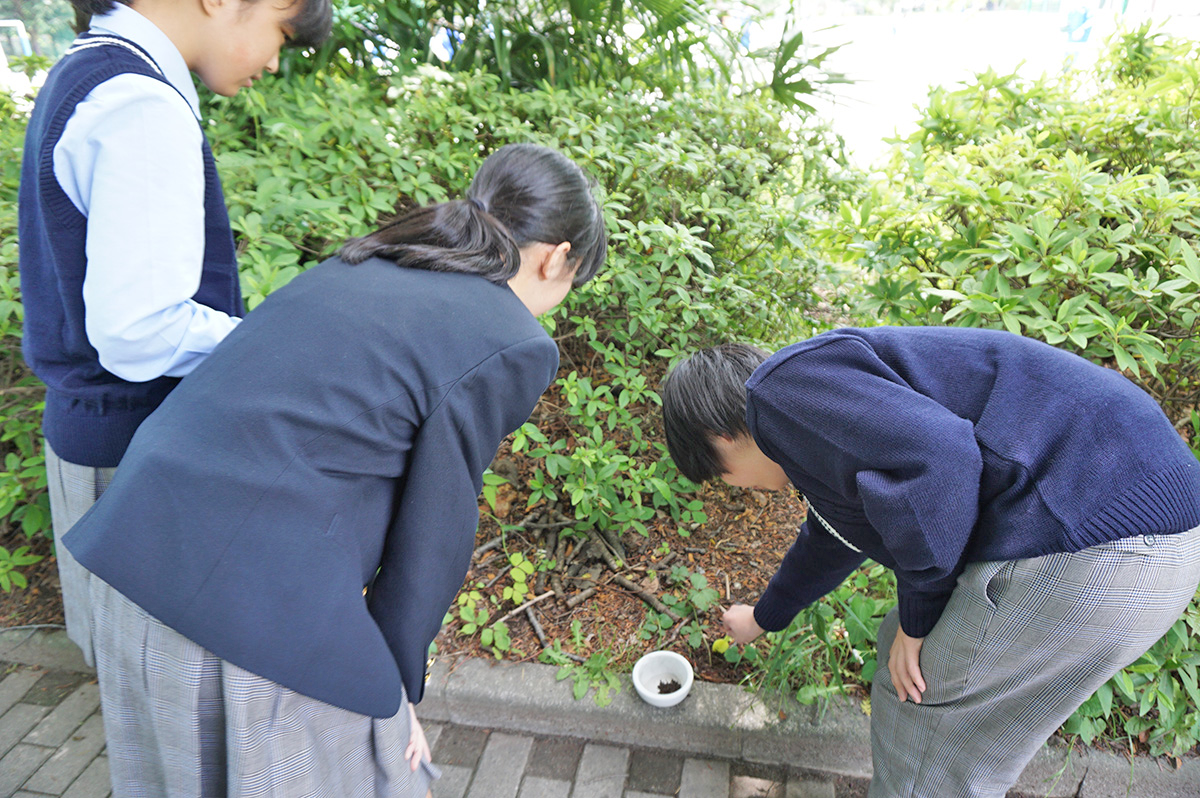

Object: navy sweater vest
[19,33,242,467]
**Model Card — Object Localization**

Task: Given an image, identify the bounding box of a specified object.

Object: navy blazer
[64,256,559,718]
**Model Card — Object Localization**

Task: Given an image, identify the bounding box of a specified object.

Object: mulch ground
[432,472,807,686]
[0,532,63,629]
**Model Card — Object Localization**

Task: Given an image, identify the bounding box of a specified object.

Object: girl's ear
[541,241,573,282]
[198,0,228,18]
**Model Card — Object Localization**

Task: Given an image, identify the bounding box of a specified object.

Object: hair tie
[467,197,486,213]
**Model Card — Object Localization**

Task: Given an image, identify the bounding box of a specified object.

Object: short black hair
[281,0,332,50]
[70,0,332,48]
[661,343,770,484]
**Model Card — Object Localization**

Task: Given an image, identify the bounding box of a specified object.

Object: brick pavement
[0,661,844,798]
[5,628,1200,798]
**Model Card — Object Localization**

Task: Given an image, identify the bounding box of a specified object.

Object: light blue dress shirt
[53,4,240,383]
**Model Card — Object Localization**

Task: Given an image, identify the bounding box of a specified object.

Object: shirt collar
[90,4,202,121]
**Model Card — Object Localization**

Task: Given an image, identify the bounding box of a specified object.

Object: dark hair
[661,343,771,484]
[70,0,332,48]
[340,143,607,287]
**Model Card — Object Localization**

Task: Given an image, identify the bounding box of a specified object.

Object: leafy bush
[0,88,51,577]
[819,26,1200,426]
[285,0,847,111]
[1,62,850,583]
[205,65,855,541]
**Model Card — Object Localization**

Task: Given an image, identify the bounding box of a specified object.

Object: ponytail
[340,199,522,284]
[69,0,120,32]
[340,143,607,286]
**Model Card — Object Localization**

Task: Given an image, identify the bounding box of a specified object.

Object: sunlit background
[750,0,1200,165]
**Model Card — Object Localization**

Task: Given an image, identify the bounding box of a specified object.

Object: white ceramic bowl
[632,650,694,708]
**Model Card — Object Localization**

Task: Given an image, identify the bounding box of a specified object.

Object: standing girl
[19,0,332,666]
[64,143,607,797]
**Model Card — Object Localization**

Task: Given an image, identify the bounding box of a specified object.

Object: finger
[890,664,908,702]
[906,650,925,700]
[888,651,906,701]
[891,655,917,703]
[904,675,921,703]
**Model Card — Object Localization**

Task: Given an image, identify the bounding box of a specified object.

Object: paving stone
[624,792,673,798]
[62,755,112,798]
[24,682,101,747]
[625,749,684,795]
[24,713,108,794]
[0,666,43,716]
[14,792,51,798]
[0,743,55,797]
[518,775,571,798]
[0,703,50,758]
[732,761,788,782]
[571,743,629,798]
[680,758,730,798]
[425,723,444,754]
[785,778,835,798]
[433,763,473,798]
[21,671,91,707]
[525,736,585,780]
[465,732,533,798]
[731,774,784,797]
[432,725,490,769]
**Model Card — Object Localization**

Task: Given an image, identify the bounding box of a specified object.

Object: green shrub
[206,66,855,538]
[0,65,853,586]
[820,26,1200,426]
[0,88,51,569]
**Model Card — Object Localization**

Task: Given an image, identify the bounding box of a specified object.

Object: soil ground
[434,476,811,688]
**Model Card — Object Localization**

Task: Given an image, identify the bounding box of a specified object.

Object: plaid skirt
[89,577,438,798]
[45,441,116,667]
[869,525,1200,798]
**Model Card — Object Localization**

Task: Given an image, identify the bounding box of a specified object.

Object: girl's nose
[266,52,280,74]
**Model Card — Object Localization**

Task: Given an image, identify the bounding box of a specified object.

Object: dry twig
[612,574,682,622]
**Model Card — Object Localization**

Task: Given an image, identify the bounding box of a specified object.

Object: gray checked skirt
[45,441,116,667]
[869,525,1200,798]
[89,577,438,798]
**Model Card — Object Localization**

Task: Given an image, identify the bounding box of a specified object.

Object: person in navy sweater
[662,327,1200,798]
[63,143,608,797]
[18,0,331,667]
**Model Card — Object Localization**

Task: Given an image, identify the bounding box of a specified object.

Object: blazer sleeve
[747,334,983,638]
[367,333,558,704]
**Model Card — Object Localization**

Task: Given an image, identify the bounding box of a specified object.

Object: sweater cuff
[897,591,950,639]
[752,589,799,633]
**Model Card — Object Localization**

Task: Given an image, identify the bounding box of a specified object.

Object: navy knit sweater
[18,34,241,467]
[748,327,1200,639]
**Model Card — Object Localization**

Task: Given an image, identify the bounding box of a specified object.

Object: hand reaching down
[406,702,432,772]
[722,603,765,645]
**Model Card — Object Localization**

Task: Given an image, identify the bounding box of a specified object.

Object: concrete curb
[4,628,1198,797]
[417,657,1200,798]
[0,626,92,674]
